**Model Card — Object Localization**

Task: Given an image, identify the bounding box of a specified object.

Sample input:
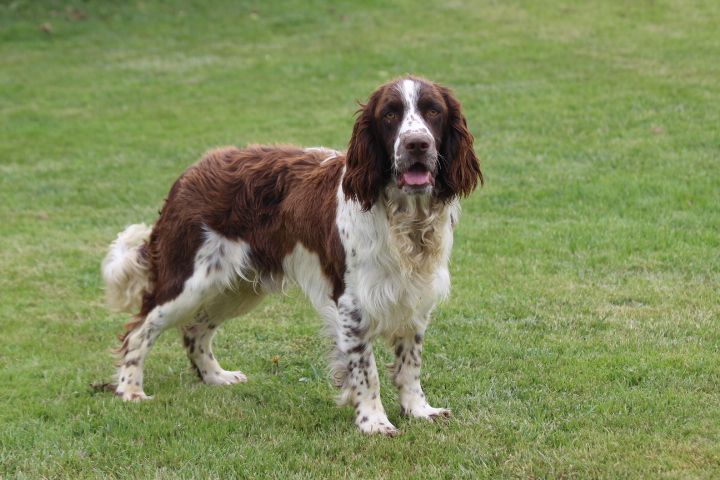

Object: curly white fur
[101,223,152,313]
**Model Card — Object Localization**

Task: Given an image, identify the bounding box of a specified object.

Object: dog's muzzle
[395,132,437,192]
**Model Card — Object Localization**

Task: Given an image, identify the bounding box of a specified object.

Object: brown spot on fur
[350,343,366,354]
[409,348,419,363]
[345,325,363,337]
[182,335,195,355]
[189,358,203,380]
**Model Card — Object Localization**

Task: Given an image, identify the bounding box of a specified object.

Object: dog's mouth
[397,163,435,190]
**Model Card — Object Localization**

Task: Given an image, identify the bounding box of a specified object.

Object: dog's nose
[403,134,432,154]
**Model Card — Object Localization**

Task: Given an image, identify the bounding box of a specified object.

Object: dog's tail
[101,224,153,313]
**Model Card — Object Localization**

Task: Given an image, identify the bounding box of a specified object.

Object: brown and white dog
[101,76,483,436]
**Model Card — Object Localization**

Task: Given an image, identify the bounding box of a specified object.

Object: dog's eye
[384,111,397,120]
[427,108,440,117]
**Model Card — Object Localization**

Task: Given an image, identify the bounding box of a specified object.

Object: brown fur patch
[136,146,347,321]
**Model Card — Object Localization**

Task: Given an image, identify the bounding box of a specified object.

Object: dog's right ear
[343,88,390,211]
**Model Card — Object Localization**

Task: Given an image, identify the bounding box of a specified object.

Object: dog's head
[343,76,483,210]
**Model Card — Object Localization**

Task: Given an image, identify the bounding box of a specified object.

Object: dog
[101,76,483,436]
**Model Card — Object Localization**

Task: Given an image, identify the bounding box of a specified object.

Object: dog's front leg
[391,330,451,420]
[334,296,398,436]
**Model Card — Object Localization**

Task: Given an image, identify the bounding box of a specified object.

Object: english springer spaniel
[102,76,483,436]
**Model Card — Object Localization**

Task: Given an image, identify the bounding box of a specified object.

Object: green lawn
[1,0,719,478]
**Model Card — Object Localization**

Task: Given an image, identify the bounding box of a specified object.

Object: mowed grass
[1,0,719,478]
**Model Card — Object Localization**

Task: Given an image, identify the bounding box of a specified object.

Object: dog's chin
[396,163,436,195]
[400,183,434,195]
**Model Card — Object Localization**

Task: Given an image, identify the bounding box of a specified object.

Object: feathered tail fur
[101,224,152,313]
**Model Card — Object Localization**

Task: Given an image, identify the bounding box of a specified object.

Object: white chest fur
[337,186,458,337]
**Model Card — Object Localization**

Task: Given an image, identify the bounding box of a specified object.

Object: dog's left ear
[436,85,484,201]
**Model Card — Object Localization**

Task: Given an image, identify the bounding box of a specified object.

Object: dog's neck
[381,188,451,267]
[382,186,446,220]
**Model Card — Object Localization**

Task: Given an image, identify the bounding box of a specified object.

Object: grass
[1,0,719,478]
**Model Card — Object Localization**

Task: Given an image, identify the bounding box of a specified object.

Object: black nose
[403,134,431,154]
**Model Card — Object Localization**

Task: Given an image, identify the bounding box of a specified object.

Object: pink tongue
[402,170,431,186]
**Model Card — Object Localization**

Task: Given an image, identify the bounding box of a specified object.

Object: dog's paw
[356,413,400,437]
[116,388,153,402]
[202,369,248,386]
[401,403,451,421]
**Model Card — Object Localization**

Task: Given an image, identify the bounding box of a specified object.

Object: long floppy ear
[342,88,390,211]
[436,85,483,201]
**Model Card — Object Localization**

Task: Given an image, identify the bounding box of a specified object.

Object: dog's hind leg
[181,284,264,385]
[115,272,224,401]
[115,299,195,401]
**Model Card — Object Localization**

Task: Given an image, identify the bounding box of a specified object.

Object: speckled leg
[333,295,398,436]
[116,298,197,401]
[181,287,263,385]
[391,331,450,420]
